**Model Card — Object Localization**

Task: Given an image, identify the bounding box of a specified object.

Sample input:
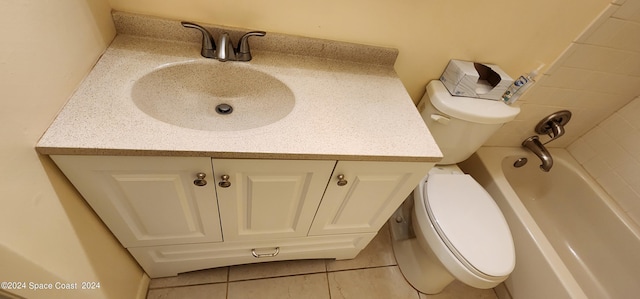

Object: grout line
[226,266,230,299]
[326,263,398,274]
[225,270,329,283]
[325,271,332,299]
[146,281,228,290]
[200,263,400,285]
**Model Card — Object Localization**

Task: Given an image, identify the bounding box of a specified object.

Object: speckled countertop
[36,12,442,162]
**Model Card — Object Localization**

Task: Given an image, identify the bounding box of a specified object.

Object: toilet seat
[423,173,514,278]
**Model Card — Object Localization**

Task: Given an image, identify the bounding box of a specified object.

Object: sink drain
[215,103,233,115]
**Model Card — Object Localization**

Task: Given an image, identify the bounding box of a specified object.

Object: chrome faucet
[181,22,265,62]
[522,110,572,172]
[522,136,553,172]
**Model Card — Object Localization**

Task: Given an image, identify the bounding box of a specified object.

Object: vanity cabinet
[51,155,431,277]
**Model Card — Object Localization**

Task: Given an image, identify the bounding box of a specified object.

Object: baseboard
[135,272,150,299]
[494,283,513,299]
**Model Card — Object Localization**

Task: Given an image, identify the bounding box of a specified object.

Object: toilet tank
[418,80,520,165]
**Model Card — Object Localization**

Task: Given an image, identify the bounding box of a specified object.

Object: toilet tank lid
[426,80,520,125]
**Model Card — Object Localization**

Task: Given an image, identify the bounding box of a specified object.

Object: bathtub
[459,147,640,299]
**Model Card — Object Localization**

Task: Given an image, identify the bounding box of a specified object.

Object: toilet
[391,80,519,294]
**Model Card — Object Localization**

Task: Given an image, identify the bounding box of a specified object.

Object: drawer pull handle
[218,174,231,188]
[336,174,348,186]
[193,173,208,186]
[251,247,280,258]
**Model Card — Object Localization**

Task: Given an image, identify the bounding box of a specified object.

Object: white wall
[488,0,640,147]
[0,0,146,298]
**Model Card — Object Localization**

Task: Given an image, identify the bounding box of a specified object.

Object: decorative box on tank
[439,60,513,101]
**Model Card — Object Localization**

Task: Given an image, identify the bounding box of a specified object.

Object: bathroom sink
[131,61,295,131]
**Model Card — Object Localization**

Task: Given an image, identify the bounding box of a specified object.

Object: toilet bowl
[391,80,519,294]
[393,166,515,293]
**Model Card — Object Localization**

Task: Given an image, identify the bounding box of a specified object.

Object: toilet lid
[425,174,515,277]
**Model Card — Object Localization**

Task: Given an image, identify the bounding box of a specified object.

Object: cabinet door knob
[336,174,348,186]
[193,173,208,186]
[218,174,231,188]
[251,247,280,258]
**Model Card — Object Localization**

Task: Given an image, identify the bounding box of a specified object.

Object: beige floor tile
[148,267,228,289]
[328,266,419,299]
[418,280,498,299]
[228,273,330,299]
[326,224,396,271]
[229,259,326,281]
[146,283,227,299]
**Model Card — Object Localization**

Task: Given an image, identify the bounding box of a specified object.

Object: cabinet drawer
[128,233,376,278]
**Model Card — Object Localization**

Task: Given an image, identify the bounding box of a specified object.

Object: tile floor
[146,224,498,299]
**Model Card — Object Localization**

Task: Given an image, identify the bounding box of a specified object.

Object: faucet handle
[181,22,216,58]
[534,110,572,145]
[236,31,266,61]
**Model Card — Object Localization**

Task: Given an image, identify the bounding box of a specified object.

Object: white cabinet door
[51,155,223,247]
[309,161,432,236]
[213,159,335,241]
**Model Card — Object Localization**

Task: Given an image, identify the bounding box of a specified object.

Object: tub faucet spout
[522,136,553,172]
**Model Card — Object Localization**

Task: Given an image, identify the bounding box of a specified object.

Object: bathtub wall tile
[568,96,640,228]
[600,114,636,143]
[486,1,640,148]
[582,157,613,181]
[618,97,640,128]
[615,162,640,197]
[613,0,640,21]
[566,139,596,164]
[619,132,640,162]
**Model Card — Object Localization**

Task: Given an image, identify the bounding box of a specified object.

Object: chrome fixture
[522,110,572,172]
[522,136,552,172]
[534,110,572,145]
[513,157,528,168]
[215,103,233,115]
[218,174,231,188]
[193,172,208,186]
[251,247,279,258]
[181,22,265,62]
[336,174,348,186]
[181,22,216,58]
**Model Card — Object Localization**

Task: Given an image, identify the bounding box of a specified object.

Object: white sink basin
[131,61,295,131]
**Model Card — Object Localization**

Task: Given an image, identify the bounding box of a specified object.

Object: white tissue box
[439,60,513,101]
